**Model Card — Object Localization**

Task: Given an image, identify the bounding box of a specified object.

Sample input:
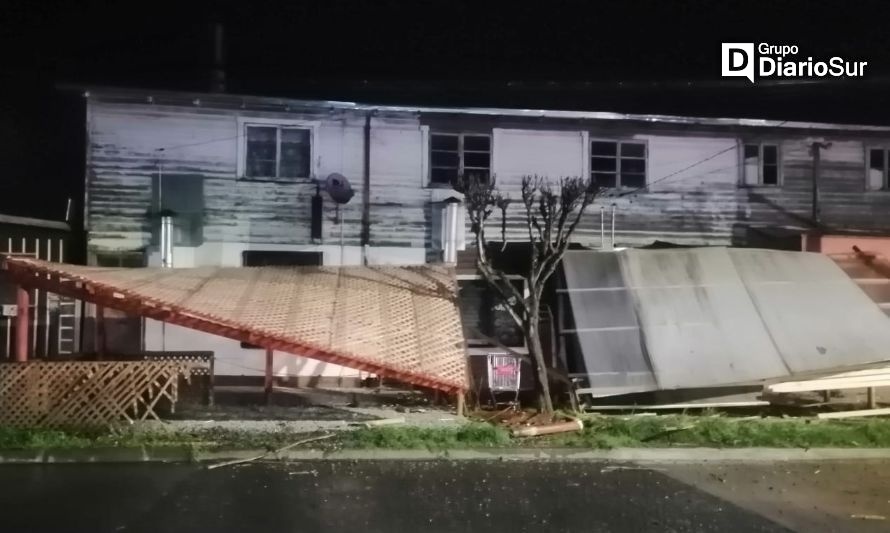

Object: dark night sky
[3,0,890,220]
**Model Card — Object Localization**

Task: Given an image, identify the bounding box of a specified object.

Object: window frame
[427,131,492,188]
[236,117,319,182]
[865,146,890,192]
[588,138,648,189]
[740,141,782,187]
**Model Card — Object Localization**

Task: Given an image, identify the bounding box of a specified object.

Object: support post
[456,392,465,418]
[15,286,29,362]
[265,348,274,405]
[868,387,877,409]
[96,305,106,360]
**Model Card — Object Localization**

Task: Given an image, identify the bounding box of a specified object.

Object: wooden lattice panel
[1,258,468,393]
[0,361,202,428]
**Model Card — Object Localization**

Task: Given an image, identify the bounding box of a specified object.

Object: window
[868,148,890,191]
[429,133,491,186]
[244,125,311,180]
[590,140,646,188]
[458,278,525,348]
[742,143,780,186]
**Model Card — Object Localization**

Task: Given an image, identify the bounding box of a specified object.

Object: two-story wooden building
[71,85,890,385]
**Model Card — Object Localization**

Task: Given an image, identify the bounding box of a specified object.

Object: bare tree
[455,173,599,414]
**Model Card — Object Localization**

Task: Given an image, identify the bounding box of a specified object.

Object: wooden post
[867,387,877,409]
[456,392,465,418]
[96,305,106,360]
[15,286,29,362]
[264,348,273,405]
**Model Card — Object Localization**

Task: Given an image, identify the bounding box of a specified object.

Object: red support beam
[15,285,29,362]
[265,348,274,405]
[96,305,106,360]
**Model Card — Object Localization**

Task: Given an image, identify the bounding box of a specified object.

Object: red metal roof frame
[1,257,466,395]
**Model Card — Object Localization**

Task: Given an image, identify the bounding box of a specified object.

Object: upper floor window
[867,148,890,191]
[590,140,646,188]
[742,143,780,186]
[243,125,311,180]
[430,132,491,186]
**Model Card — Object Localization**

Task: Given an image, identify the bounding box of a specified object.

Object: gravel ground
[140,386,463,434]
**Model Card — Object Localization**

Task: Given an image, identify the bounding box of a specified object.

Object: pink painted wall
[803,233,890,256]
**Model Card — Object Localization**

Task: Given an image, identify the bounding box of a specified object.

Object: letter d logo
[721,43,755,83]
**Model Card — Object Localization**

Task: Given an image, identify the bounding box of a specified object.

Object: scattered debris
[206,433,334,470]
[818,407,890,419]
[360,417,406,428]
[511,419,583,437]
[850,514,886,521]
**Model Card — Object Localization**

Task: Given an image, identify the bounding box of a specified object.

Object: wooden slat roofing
[1,257,468,394]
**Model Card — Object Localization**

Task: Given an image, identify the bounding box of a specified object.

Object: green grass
[534,414,890,449]
[3,415,890,452]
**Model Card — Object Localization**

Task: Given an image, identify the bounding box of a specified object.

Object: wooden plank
[768,377,890,393]
[583,400,769,411]
[818,407,890,419]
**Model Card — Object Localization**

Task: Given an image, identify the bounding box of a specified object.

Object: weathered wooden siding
[485,131,890,247]
[87,96,890,259]
[87,100,434,257]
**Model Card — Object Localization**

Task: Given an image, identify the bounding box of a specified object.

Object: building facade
[77,86,890,382]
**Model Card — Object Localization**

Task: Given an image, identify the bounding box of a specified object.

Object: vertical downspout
[361,112,372,265]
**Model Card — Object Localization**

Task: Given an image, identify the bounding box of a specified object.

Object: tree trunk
[527,318,554,414]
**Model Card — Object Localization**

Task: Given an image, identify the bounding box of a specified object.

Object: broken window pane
[246,126,277,177]
[279,128,310,177]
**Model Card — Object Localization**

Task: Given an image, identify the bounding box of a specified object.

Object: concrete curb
[3,447,890,464]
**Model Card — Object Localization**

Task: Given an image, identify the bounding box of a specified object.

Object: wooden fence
[0,360,204,427]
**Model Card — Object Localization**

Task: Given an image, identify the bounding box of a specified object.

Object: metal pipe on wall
[610,204,616,249]
[15,286,29,362]
[160,215,174,268]
[600,206,605,249]
[360,112,372,265]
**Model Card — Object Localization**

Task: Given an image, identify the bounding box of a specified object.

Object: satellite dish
[321,173,355,204]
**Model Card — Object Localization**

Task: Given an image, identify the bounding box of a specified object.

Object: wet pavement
[0,459,886,532]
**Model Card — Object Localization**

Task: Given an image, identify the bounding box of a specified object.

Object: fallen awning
[1,257,468,394]
[561,247,890,396]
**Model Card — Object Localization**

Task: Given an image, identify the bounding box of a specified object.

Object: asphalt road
[0,460,886,532]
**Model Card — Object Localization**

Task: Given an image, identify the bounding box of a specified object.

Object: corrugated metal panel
[562,247,890,396]
[562,252,655,395]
